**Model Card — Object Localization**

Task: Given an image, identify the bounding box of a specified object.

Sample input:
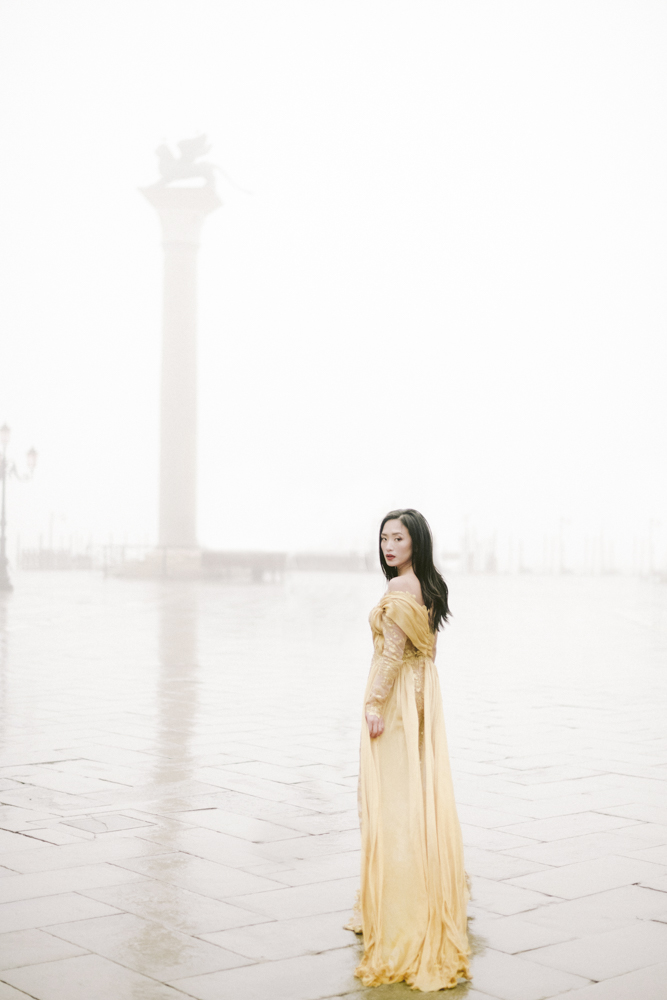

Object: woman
[346,509,471,991]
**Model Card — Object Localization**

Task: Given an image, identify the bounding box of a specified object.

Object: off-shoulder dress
[346,590,471,992]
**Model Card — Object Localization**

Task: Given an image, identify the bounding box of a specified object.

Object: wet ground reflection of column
[155,580,200,789]
[128,582,202,979]
[0,595,7,746]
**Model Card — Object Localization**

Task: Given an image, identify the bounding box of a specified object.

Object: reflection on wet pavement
[0,571,666,999]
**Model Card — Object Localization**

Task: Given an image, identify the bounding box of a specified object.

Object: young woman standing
[346,509,471,991]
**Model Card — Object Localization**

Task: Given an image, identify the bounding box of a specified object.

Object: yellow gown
[346,591,471,991]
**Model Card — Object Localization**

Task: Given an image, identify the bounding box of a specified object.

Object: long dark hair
[379,508,450,632]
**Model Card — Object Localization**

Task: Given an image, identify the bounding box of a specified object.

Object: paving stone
[61,813,154,834]
[508,855,667,899]
[9,767,124,796]
[227,876,360,919]
[502,828,667,867]
[0,830,49,854]
[0,893,121,934]
[253,828,360,863]
[497,812,640,842]
[221,761,312,784]
[0,928,88,970]
[135,822,272,867]
[180,807,306,842]
[41,759,154,786]
[260,849,361,886]
[18,826,92,846]
[169,788,318,824]
[463,847,551,880]
[469,876,555,916]
[495,793,639,821]
[196,745,299,766]
[528,884,667,934]
[202,908,353,960]
[0,863,147,903]
[272,809,359,835]
[611,822,667,846]
[458,789,550,819]
[0,834,167,874]
[493,755,577,771]
[561,961,667,999]
[467,948,590,1000]
[82,779,226,812]
[521,776,651,802]
[281,788,358,815]
[461,824,540,852]
[620,843,667,864]
[469,910,577,954]
[1,953,192,999]
[458,805,543,829]
[81,879,272,934]
[0,806,53,832]
[47,911,251,980]
[0,787,101,815]
[0,984,42,999]
[185,768,299,802]
[114,850,285,899]
[499,765,605,785]
[292,763,357,782]
[525,919,667,981]
[170,946,359,1000]
[599,803,667,825]
[638,872,667,893]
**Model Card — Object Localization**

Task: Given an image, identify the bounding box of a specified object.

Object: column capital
[140,184,222,246]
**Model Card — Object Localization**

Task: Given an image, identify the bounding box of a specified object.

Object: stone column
[140,185,221,549]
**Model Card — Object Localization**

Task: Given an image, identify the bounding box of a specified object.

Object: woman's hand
[366,713,385,738]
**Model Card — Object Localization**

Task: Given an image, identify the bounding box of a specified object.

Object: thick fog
[1,10,667,994]
[0,1,665,568]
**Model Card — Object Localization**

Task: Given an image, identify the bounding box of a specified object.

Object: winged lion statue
[154,135,217,188]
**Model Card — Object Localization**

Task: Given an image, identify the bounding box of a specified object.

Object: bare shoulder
[387,575,424,604]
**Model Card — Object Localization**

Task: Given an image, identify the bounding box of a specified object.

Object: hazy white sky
[0,0,665,558]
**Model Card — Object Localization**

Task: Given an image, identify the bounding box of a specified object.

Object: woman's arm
[365,614,406,738]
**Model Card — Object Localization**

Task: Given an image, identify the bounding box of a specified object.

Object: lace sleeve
[365,614,406,719]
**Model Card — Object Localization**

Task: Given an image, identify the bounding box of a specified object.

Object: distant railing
[14,542,667,579]
[19,549,94,571]
[289,552,376,572]
[17,545,379,578]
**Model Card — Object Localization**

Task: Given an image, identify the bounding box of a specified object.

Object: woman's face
[381,519,413,572]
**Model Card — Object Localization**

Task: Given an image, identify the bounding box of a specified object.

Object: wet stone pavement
[0,570,666,1000]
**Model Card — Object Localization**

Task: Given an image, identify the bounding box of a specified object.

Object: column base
[109,547,202,579]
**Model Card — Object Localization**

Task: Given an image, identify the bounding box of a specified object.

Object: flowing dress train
[345,591,471,992]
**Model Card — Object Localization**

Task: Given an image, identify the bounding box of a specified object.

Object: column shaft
[141,184,221,550]
[160,242,199,547]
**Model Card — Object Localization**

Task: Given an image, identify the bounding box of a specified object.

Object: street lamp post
[0,424,37,592]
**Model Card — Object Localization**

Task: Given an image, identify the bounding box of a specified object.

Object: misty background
[0,0,665,570]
